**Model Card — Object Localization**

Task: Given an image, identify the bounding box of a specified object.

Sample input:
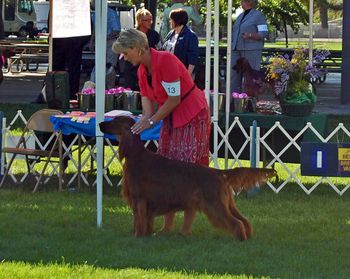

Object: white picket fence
[2,110,350,195]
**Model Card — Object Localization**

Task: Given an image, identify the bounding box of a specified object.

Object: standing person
[112,29,211,235]
[89,3,121,87]
[123,8,161,91]
[52,36,87,99]
[230,0,268,93]
[162,8,199,78]
[32,9,90,103]
[160,0,202,42]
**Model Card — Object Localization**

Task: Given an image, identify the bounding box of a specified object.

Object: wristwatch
[148,119,154,127]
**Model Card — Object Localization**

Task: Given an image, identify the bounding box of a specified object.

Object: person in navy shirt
[162,8,199,79]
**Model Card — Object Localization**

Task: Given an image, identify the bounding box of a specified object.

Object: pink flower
[81,88,95,95]
[232,92,248,99]
[232,92,240,98]
[106,87,133,94]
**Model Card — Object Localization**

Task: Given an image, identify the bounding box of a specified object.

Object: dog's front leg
[134,199,148,237]
[180,209,196,235]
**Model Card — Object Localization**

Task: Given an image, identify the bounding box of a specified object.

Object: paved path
[0,71,45,104]
[1,69,349,115]
[312,73,350,115]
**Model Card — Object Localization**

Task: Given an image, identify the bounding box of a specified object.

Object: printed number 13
[167,87,176,94]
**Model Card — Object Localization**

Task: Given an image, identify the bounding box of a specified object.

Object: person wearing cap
[230,0,268,93]
[112,29,210,235]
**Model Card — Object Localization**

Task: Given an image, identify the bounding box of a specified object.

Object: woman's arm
[131,95,181,134]
[188,64,195,76]
[140,96,154,119]
[186,32,199,68]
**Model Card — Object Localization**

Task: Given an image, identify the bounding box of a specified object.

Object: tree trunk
[283,17,288,48]
[319,1,329,29]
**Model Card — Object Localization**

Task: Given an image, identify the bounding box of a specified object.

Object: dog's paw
[179,229,192,236]
[242,220,253,239]
[235,221,248,241]
[155,228,173,235]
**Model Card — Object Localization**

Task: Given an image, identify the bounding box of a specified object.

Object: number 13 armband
[161,80,181,97]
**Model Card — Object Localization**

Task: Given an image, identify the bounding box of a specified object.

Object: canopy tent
[94,0,107,227]
[93,0,346,226]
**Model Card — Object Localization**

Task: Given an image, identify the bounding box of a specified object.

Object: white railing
[2,110,350,195]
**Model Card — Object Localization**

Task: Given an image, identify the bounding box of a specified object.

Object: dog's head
[100,116,138,160]
[233,57,252,73]
[99,116,135,137]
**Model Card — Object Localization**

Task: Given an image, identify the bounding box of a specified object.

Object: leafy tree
[258,0,309,47]
[301,0,343,29]
[316,0,343,28]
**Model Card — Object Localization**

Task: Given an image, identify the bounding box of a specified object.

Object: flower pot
[116,91,141,111]
[209,93,225,114]
[279,101,315,117]
[233,98,248,113]
[105,94,115,111]
[78,93,95,110]
[114,94,124,110]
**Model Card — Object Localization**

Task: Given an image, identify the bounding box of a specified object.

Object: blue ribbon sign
[301,142,350,177]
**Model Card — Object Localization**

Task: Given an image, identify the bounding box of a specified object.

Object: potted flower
[232,92,249,113]
[266,48,330,116]
[105,88,123,111]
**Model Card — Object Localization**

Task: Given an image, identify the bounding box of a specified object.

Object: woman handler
[112,29,210,235]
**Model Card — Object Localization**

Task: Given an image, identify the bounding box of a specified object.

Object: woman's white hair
[112,29,149,54]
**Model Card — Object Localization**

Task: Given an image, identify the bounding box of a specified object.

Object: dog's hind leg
[180,209,196,235]
[146,212,155,235]
[161,212,176,233]
[203,204,248,241]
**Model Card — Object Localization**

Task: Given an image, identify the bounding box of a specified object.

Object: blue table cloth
[50,115,161,141]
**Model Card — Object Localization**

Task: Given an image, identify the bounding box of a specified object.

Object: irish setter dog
[233,57,274,97]
[100,116,276,241]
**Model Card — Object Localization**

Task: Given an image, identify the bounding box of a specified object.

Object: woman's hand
[242,32,260,41]
[131,117,152,134]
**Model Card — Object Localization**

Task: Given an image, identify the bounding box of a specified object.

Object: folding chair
[0,109,64,192]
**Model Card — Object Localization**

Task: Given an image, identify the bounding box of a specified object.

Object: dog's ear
[117,116,136,160]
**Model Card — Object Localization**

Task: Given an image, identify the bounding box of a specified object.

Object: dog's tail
[223,167,277,192]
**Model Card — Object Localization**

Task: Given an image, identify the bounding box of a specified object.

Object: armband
[257,25,268,32]
[161,80,181,97]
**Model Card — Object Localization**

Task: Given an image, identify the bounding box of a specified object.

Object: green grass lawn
[0,185,349,278]
[264,40,342,50]
[199,39,343,51]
